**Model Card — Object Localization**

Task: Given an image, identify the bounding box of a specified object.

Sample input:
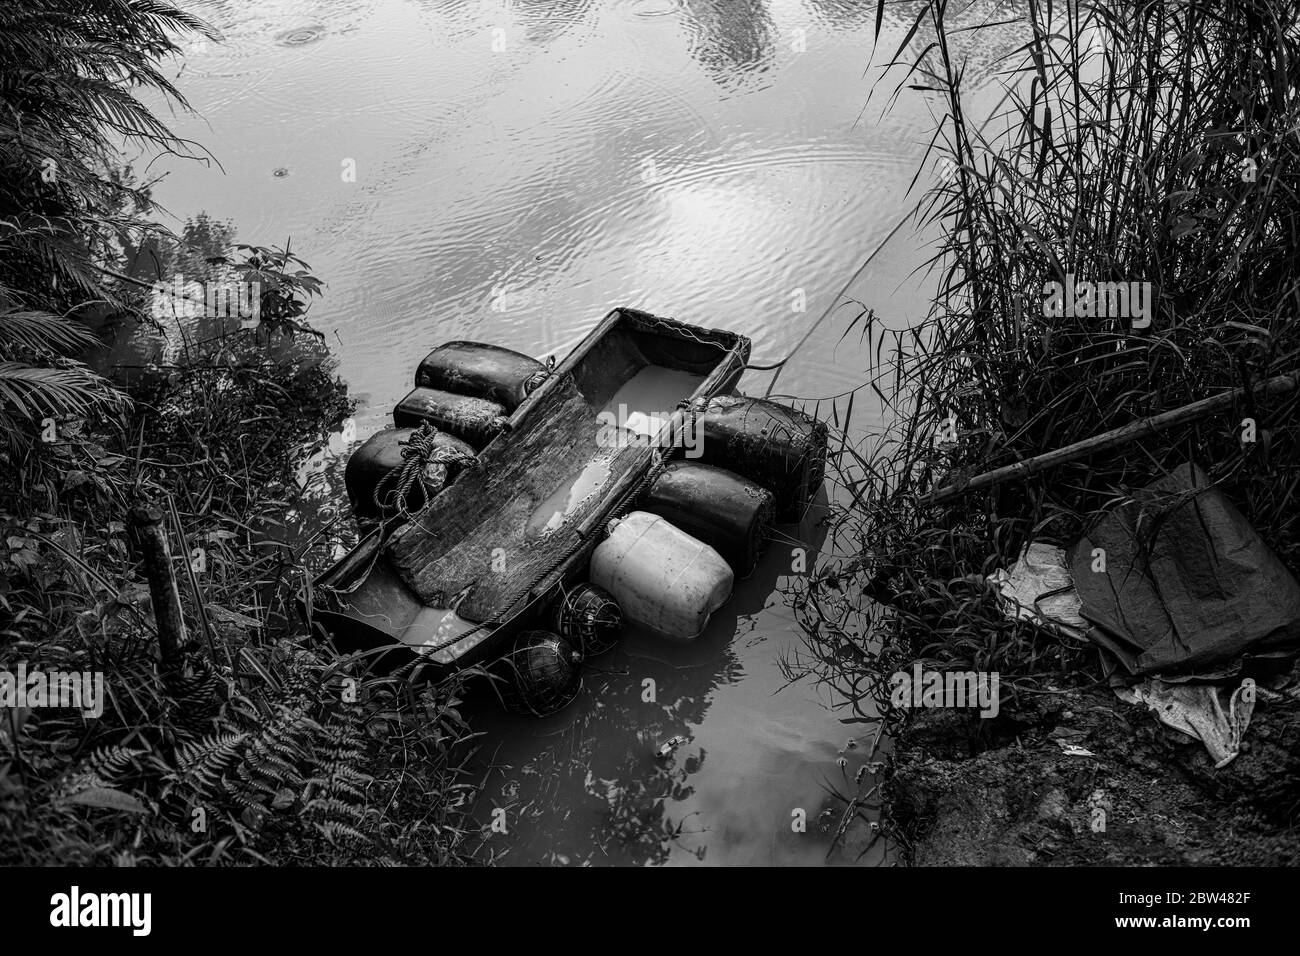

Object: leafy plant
[207,243,326,342]
[0,0,216,448]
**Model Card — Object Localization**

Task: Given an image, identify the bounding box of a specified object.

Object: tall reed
[788,0,1300,724]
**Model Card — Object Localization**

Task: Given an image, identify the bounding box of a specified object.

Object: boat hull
[300,307,751,674]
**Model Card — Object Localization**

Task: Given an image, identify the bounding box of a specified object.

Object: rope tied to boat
[372,422,477,517]
[523,354,557,396]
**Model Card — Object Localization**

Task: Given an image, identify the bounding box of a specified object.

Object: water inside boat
[324,557,477,650]
[528,455,615,537]
[530,366,707,536]
[599,366,706,439]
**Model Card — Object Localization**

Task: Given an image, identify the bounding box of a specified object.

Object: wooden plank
[386,373,652,621]
[128,503,187,685]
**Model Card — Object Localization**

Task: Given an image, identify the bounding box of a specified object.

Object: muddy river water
[142,0,1013,864]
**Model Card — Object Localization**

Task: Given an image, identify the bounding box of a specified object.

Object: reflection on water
[682,0,775,90]
[141,0,1020,865]
[158,0,1004,418]
[474,514,830,866]
[507,0,599,43]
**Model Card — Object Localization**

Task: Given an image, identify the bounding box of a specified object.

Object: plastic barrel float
[308,307,829,717]
[344,426,476,520]
[392,341,550,448]
[590,511,733,643]
[641,460,774,576]
[414,340,549,411]
[693,395,828,523]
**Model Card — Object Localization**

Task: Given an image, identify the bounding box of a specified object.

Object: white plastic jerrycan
[590,511,733,642]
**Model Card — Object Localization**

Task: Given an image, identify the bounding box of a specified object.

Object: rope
[375,325,761,656]
[371,422,476,518]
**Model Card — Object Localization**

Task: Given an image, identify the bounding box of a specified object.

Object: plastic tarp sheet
[1070,462,1300,678]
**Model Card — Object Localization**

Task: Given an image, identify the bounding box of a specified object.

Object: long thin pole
[922,372,1300,506]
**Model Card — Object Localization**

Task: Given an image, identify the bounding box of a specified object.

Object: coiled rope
[371,422,477,518]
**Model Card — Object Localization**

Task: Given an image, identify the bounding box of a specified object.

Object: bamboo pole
[166,494,225,667]
[129,503,189,682]
[923,372,1300,506]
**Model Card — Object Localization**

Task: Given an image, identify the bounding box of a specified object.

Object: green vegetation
[1,2,477,864]
[789,0,1300,851]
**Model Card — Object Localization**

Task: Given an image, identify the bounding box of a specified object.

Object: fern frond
[86,744,147,785]
[169,730,247,800]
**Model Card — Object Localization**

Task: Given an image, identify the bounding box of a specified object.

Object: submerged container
[642,461,774,576]
[695,395,828,523]
[344,427,476,519]
[415,341,548,412]
[393,386,509,449]
[590,511,733,642]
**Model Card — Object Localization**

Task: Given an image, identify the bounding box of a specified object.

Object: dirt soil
[885,663,1300,866]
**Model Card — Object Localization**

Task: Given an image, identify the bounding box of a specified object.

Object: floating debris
[1056,742,1096,758]
[655,735,687,759]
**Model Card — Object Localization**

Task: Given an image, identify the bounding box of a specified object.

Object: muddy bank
[885,666,1300,866]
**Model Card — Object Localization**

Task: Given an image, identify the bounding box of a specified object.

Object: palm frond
[0,307,98,360]
[0,360,128,427]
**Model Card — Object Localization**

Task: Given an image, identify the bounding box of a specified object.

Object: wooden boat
[305,307,753,673]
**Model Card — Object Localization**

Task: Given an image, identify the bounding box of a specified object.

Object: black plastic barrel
[694,395,827,523]
[344,427,476,519]
[393,387,509,448]
[642,461,775,576]
[415,341,547,412]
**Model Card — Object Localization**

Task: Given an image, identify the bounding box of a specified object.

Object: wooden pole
[166,494,224,667]
[129,503,189,682]
[923,372,1300,506]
